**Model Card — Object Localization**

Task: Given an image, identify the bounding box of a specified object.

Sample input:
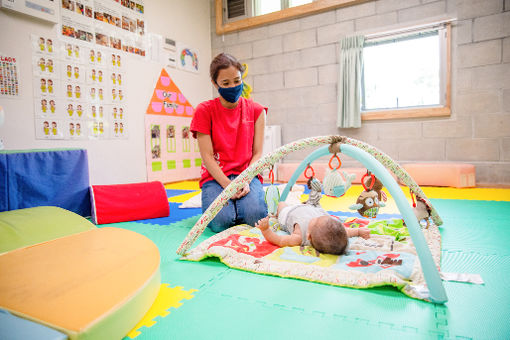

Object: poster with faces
[87,47,107,67]
[110,105,125,120]
[64,99,87,119]
[67,120,87,139]
[110,53,122,68]
[87,67,106,85]
[62,42,84,62]
[61,62,85,83]
[87,85,106,102]
[35,118,65,139]
[88,119,109,139]
[88,103,106,119]
[62,82,85,100]
[32,35,57,56]
[35,76,57,97]
[109,71,123,86]
[111,121,126,139]
[33,56,58,78]
[34,98,61,117]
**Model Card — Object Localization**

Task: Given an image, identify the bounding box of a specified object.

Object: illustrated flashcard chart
[145,68,200,182]
[32,34,127,140]
[1,55,20,97]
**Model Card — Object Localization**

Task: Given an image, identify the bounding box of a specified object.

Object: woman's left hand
[232,183,250,200]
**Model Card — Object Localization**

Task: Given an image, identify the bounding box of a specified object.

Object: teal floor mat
[107,199,510,340]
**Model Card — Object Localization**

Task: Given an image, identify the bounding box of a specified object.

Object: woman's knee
[207,207,235,233]
[238,191,267,225]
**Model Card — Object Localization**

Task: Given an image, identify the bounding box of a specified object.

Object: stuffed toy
[349,173,386,218]
[323,169,356,198]
[305,177,322,207]
[413,195,432,228]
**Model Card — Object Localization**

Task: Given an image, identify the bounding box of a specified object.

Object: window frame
[215,0,371,35]
[361,23,451,121]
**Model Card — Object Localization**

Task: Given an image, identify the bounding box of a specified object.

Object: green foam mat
[112,199,510,340]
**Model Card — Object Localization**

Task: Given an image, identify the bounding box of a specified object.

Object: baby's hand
[255,217,270,231]
[358,227,371,239]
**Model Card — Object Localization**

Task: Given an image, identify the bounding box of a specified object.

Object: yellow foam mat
[165,181,510,211]
[168,191,200,203]
[126,284,197,339]
[165,181,200,191]
[419,186,510,201]
[305,185,510,213]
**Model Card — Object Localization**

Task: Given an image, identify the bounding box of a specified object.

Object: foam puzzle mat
[99,181,510,340]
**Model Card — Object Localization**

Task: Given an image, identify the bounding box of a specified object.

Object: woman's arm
[249,109,266,166]
[197,132,230,189]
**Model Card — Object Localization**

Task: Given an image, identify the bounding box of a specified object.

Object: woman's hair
[310,217,348,255]
[210,53,245,83]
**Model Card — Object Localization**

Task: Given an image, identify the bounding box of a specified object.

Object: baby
[256,202,370,255]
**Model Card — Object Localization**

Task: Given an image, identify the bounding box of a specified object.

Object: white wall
[0,0,212,185]
[211,0,510,185]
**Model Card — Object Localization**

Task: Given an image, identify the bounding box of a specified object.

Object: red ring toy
[304,164,315,179]
[268,168,275,184]
[410,189,417,208]
[328,154,341,170]
[361,172,376,191]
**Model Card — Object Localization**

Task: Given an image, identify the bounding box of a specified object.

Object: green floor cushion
[0,206,96,254]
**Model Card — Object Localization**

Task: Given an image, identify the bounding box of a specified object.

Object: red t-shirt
[190,97,267,187]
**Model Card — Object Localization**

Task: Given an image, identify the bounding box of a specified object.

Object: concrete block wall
[210,0,510,186]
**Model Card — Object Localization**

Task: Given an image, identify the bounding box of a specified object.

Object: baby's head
[308,216,347,255]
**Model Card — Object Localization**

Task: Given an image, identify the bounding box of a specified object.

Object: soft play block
[402,163,476,188]
[90,181,169,224]
[277,163,367,183]
[0,227,161,340]
[0,149,91,216]
[0,206,96,254]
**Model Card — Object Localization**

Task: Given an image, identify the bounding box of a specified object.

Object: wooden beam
[361,106,451,121]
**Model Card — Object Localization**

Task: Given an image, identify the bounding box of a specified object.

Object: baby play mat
[0,227,161,340]
[183,217,441,301]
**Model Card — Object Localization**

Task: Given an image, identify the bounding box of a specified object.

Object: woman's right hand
[231,183,250,200]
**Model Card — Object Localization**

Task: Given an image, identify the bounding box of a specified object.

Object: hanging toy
[349,171,386,218]
[303,164,322,207]
[410,189,432,228]
[322,153,356,198]
[264,166,280,216]
[240,63,253,99]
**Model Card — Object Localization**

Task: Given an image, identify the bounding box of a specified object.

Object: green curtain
[337,36,364,128]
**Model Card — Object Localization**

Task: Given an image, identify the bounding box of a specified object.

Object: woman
[191,53,267,233]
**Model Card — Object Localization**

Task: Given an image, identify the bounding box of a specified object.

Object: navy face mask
[217,82,243,103]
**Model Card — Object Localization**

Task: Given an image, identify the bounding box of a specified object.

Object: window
[217,0,368,34]
[254,0,313,16]
[361,23,451,120]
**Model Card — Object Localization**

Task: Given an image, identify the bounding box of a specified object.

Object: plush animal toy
[323,169,356,198]
[305,177,322,207]
[265,184,280,216]
[413,195,432,228]
[349,173,386,218]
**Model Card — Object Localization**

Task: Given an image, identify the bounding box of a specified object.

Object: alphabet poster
[1,55,20,97]
[145,68,200,182]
